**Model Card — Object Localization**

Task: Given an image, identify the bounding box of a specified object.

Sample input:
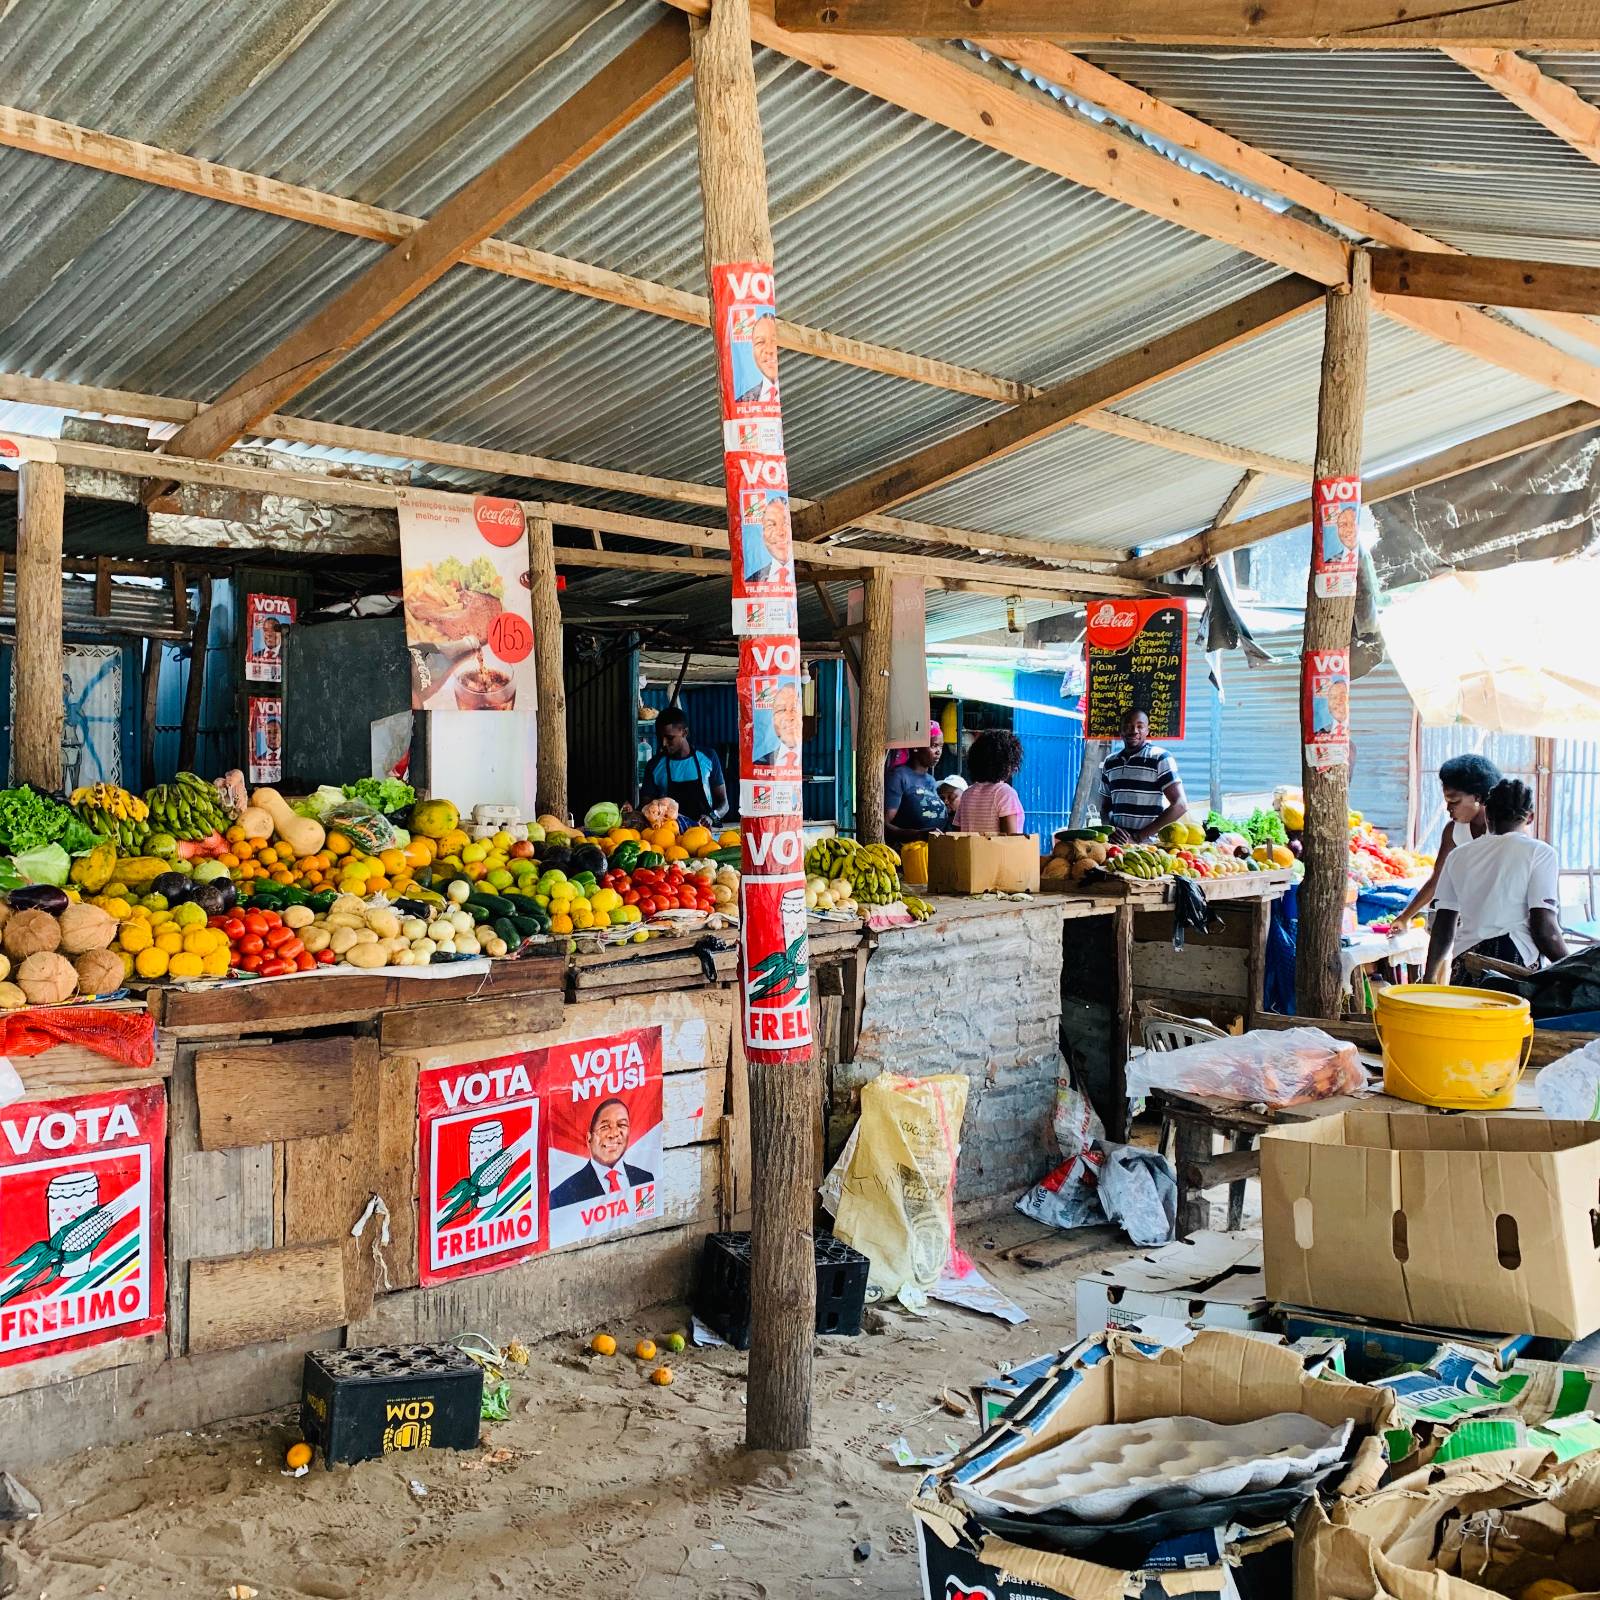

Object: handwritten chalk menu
[1084,599,1187,740]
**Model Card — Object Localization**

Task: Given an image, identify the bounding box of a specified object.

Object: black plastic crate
[694,1230,869,1350]
[300,1343,484,1466]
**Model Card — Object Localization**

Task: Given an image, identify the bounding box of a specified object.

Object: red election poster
[544,1029,663,1251]
[1302,647,1351,771]
[712,258,812,1065]
[738,636,804,817]
[1312,475,1361,600]
[418,1053,543,1286]
[247,695,283,785]
[0,1085,166,1368]
[739,813,812,1054]
[244,592,295,682]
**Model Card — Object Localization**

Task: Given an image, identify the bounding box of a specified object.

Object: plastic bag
[831,1072,968,1311]
[1538,1038,1600,1120]
[1053,1067,1104,1160]
[1126,1026,1363,1109]
[322,801,398,854]
[1016,1139,1177,1246]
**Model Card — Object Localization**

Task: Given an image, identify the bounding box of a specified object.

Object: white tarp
[1379,557,1600,735]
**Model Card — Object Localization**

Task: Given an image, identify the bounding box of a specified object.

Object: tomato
[260,957,294,977]
[239,953,263,972]
[638,898,657,916]
[295,951,316,971]
[633,868,656,885]
[315,948,336,965]
[264,925,295,949]
[666,867,683,884]
[242,912,269,936]
[621,890,639,906]
[261,910,283,928]
[656,893,677,910]
[276,937,305,960]
[237,934,265,956]
[222,917,246,939]
[694,872,713,889]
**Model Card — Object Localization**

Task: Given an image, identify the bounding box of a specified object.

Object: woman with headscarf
[1424,778,1568,984]
[882,722,948,842]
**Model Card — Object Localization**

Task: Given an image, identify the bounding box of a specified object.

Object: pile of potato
[297,894,507,969]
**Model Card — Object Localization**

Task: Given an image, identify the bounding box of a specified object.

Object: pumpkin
[236,805,275,840]
[250,788,325,857]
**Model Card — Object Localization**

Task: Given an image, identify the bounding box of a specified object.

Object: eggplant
[7,884,68,915]
[568,843,606,877]
[188,882,231,918]
[151,872,194,904]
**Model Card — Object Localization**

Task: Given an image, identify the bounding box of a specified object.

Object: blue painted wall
[1011,669,1085,842]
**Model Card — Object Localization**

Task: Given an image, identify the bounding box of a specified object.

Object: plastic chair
[1139,1005,1227,1054]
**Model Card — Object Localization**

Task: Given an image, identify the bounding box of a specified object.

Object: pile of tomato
[210,907,333,976]
[597,863,719,919]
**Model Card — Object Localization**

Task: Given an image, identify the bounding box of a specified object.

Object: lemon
[664,1332,686,1353]
[285,1442,312,1470]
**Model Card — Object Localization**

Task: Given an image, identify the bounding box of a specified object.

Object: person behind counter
[883,723,948,842]
[956,730,1026,835]
[1098,707,1187,845]
[937,774,967,818]
[1424,778,1567,985]
[643,706,728,828]
[1393,752,1501,925]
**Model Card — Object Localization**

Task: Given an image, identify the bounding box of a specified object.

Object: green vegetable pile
[0,786,101,857]
[1204,810,1243,837]
[1244,807,1288,848]
[343,777,416,813]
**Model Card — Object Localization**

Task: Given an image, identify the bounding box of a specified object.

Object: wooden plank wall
[1130,906,1253,1030]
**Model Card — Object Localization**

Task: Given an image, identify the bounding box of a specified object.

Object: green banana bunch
[143,771,233,841]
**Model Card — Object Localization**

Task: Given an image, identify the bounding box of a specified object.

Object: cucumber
[711,847,742,866]
[509,913,545,938]
[492,917,520,948]
[469,892,514,918]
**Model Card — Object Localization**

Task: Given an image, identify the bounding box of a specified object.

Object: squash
[236,806,275,841]
[250,788,324,857]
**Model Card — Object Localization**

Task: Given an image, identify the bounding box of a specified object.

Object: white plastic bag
[1016,1139,1176,1246]
[1538,1038,1600,1120]
[1126,1027,1364,1109]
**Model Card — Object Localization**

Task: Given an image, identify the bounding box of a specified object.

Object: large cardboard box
[1262,1111,1600,1341]
[927,832,1041,894]
[1076,1230,1272,1340]
[914,1330,1394,1600]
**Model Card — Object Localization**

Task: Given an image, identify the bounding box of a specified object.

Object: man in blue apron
[644,706,729,827]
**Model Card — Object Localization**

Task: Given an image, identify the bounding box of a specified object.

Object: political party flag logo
[544,1029,663,1251]
[0,1085,165,1368]
[419,1055,543,1286]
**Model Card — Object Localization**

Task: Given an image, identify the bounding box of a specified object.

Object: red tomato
[666,866,683,883]
[621,890,639,906]
[261,910,283,928]
[240,953,264,972]
[277,937,305,960]
[242,912,269,936]
[237,934,265,956]
[315,948,336,965]
[638,897,657,917]
[222,917,246,939]
[657,893,677,910]
[634,868,656,885]
[294,951,316,971]
[260,957,293,977]
[264,925,295,949]
[694,872,714,889]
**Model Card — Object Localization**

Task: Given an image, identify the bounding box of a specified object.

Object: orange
[225,824,246,843]
[285,1442,312,1470]
[634,1338,657,1361]
[665,846,689,862]
[650,1367,673,1386]
[589,1332,617,1356]
[549,913,573,935]
[379,848,406,874]
[219,852,239,868]
[325,831,351,857]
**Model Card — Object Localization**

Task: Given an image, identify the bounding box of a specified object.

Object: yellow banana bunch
[70,783,148,821]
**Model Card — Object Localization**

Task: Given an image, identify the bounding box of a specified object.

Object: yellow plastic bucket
[1373,984,1533,1110]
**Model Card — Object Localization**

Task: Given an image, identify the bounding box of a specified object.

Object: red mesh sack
[0,1007,157,1068]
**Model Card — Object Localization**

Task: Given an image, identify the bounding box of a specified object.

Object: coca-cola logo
[1086,598,1148,650]
[0,440,19,459]
[473,496,526,547]
[1089,602,1136,630]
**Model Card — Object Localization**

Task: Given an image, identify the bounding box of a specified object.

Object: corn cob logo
[435,1143,519,1227]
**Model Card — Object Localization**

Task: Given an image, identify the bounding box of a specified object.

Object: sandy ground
[1,1212,1126,1600]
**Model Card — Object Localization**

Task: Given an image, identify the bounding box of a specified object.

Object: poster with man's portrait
[1312,475,1361,600]
[544,1029,663,1251]
[247,697,282,785]
[1302,648,1350,770]
[244,593,295,683]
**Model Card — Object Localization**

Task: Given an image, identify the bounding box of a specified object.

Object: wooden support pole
[857,570,893,845]
[140,637,162,789]
[1296,253,1372,1020]
[527,514,568,821]
[178,571,213,774]
[14,461,65,790]
[691,0,816,1455]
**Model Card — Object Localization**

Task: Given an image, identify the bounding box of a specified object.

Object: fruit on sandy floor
[650,1367,673,1386]
[285,1442,312,1470]
[589,1332,617,1356]
[663,1332,686,1353]
[634,1339,657,1361]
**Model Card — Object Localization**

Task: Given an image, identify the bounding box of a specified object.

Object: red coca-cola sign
[1083,599,1143,651]
[473,496,526,548]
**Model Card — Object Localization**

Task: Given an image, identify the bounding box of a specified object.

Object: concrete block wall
[833,904,1071,1201]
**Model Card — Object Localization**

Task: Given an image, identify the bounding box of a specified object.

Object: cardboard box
[1076,1230,1272,1340]
[1262,1110,1600,1341]
[915,1330,1395,1600]
[1279,1307,1533,1381]
[927,832,1040,894]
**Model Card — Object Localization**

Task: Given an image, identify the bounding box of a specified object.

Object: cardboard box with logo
[927,833,1040,895]
[1262,1111,1600,1341]
[1076,1230,1272,1341]
[912,1330,1394,1600]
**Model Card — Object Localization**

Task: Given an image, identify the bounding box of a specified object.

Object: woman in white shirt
[1394,753,1500,926]
[1424,779,1568,984]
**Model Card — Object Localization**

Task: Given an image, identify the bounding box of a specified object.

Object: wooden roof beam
[1371,249,1600,314]
[156,14,693,468]
[771,0,1600,48]
[1444,46,1600,164]
[791,275,1324,542]
[1119,400,1600,580]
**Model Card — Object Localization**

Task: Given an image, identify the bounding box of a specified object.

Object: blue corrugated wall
[1011,669,1085,841]
[152,579,239,783]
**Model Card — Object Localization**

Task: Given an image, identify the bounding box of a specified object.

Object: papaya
[408,798,460,840]
[70,842,117,893]
[112,856,171,890]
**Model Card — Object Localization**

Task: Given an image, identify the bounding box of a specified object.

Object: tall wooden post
[527,514,568,820]
[1296,252,1371,1018]
[15,461,65,791]
[178,572,213,774]
[857,570,893,843]
[692,0,817,1452]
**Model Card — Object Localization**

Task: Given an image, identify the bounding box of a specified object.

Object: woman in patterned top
[955,730,1026,835]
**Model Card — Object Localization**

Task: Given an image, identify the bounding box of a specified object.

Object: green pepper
[637,850,664,870]
[612,841,641,872]
[308,889,337,914]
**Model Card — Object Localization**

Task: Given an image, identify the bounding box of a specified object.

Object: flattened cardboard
[1076,1230,1270,1339]
[927,833,1041,895]
[1262,1111,1600,1341]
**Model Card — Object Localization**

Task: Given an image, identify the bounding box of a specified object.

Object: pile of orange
[223,825,436,897]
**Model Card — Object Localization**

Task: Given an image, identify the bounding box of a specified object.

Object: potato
[0,981,24,1009]
[351,928,378,946]
[341,941,390,969]
[391,948,417,967]
[282,904,316,929]
[301,926,331,954]
[401,918,427,941]
[331,894,367,917]
[485,937,508,958]
[427,920,454,942]
[364,908,401,940]
[329,927,360,955]
[325,913,366,931]
[448,910,474,935]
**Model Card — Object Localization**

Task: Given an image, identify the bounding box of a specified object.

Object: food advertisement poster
[399,493,535,713]
[1303,648,1351,770]
[738,814,812,1055]
[0,1085,166,1368]
[247,696,282,786]
[1084,599,1187,741]
[544,1029,663,1252]
[1312,475,1361,600]
[418,1053,542,1287]
[737,636,804,817]
[244,593,295,682]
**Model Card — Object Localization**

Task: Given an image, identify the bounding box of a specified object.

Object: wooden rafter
[1371,249,1600,314]
[986,40,1600,360]
[1119,400,1600,580]
[790,276,1324,542]
[770,0,1600,47]
[157,15,693,468]
[1444,46,1600,164]
[0,103,1304,479]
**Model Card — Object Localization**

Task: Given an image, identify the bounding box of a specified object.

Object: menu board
[1084,599,1187,740]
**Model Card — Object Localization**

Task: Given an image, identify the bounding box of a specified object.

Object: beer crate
[300,1343,483,1466]
[694,1230,869,1351]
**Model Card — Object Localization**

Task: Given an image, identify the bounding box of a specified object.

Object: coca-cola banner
[712,260,812,1066]
[1302,647,1351,770]
[1084,599,1187,740]
[398,492,536,713]
[1312,475,1361,600]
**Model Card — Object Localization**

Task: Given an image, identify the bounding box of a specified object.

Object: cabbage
[583,801,622,833]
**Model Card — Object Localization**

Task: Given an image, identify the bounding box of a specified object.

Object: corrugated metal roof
[1078,46,1600,260]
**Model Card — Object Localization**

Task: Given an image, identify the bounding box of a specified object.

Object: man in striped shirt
[1098,709,1188,844]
